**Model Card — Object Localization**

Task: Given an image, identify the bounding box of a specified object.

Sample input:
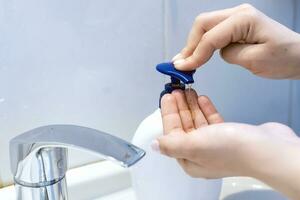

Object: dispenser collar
[156,62,196,107]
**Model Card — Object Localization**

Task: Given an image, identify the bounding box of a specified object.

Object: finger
[175,14,253,71]
[161,94,183,135]
[185,89,208,128]
[172,90,195,132]
[179,6,242,60]
[157,133,191,159]
[220,43,265,73]
[198,96,223,124]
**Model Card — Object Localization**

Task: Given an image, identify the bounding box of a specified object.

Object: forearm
[289,33,300,79]
[252,138,300,200]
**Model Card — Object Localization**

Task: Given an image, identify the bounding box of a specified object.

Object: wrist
[228,125,271,177]
[251,137,300,199]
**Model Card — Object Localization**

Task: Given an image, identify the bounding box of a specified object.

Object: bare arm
[154,90,300,199]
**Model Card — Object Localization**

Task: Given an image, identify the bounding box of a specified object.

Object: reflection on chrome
[10,125,145,200]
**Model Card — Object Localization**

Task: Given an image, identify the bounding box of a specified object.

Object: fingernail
[173,59,185,65]
[151,140,160,153]
[172,53,182,61]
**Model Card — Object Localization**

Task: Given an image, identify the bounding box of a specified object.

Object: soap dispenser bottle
[131,62,222,200]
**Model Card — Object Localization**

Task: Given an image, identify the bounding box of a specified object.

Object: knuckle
[207,113,221,122]
[238,3,254,11]
[181,47,193,56]
[172,89,184,97]
[238,6,260,22]
[201,32,217,49]
[198,95,210,105]
[238,13,256,23]
[194,15,201,24]
[161,93,175,104]
[194,13,207,24]
[194,13,211,31]
[201,32,210,41]
[187,55,202,67]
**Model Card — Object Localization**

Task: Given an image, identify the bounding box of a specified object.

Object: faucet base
[10,125,146,200]
[15,177,68,200]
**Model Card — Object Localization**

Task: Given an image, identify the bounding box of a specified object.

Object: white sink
[0,161,287,200]
[220,177,287,200]
[96,177,287,200]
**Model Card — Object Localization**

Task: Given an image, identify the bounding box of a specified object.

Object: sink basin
[223,190,287,200]
[220,177,287,200]
[96,176,287,200]
[96,188,287,200]
[0,161,287,200]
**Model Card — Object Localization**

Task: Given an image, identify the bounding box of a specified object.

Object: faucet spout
[9,125,145,200]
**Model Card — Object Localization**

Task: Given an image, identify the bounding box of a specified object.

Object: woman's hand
[172,4,300,79]
[154,90,300,200]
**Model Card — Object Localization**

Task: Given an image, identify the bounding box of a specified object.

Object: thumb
[174,14,257,71]
[155,133,191,159]
[220,43,265,72]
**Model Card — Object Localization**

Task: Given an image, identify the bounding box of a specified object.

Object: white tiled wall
[0,0,299,186]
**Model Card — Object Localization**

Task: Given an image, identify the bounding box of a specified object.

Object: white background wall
[291,0,300,134]
[0,0,299,186]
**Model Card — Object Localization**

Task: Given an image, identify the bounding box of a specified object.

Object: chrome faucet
[9,125,145,200]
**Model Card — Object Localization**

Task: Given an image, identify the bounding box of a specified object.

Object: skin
[172,4,300,79]
[152,4,300,200]
[155,90,300,200]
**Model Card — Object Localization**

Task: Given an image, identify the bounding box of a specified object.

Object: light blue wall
[0,0,299,185]
[291,0,300,134]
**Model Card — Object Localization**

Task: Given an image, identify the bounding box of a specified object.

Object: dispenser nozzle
[156,62,196,107]
[156,62,195,84]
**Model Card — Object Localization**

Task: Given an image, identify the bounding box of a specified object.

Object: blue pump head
[156,62,196,107]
